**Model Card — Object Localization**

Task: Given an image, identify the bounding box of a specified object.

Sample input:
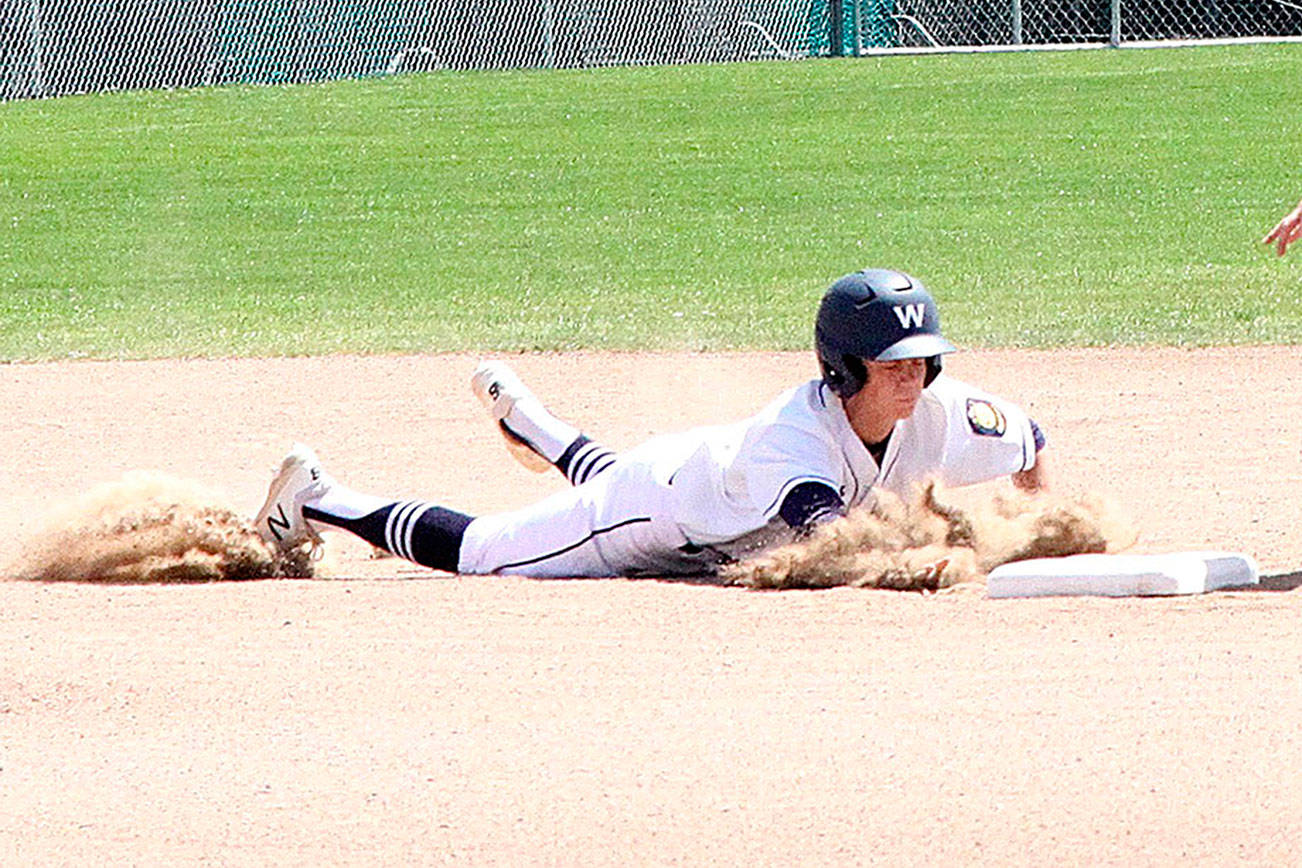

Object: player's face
[861,357,927,418]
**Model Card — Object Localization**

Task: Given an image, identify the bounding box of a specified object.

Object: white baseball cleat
[254,443,331,551]
[469,360,552,473]
[471,359,536,421]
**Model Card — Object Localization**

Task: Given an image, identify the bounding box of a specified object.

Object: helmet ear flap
[841,355,867,396]
[818,352,868,398]
[822,353,864,398]
[818,355,843,393]
[924,355,942,387]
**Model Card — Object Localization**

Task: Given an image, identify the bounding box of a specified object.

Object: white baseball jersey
[458,374,1039,578]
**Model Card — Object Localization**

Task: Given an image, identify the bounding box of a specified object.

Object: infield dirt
[2,349,1300,864]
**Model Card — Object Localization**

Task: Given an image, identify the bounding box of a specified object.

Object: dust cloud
[724,482,1135,591]
[8,472,314,583]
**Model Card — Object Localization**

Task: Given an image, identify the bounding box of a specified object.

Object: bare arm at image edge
[1263,198,1302,257]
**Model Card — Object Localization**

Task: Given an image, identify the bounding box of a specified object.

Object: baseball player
[254,268,1049,578]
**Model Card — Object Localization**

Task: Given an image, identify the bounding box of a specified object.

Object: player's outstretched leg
[254,444,470,571]
[471,360,618,486]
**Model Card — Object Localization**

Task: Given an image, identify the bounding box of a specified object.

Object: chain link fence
[3,0,1301,100]
[883,0,1302,49]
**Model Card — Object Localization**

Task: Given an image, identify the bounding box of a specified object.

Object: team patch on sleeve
[966,399,1006,437]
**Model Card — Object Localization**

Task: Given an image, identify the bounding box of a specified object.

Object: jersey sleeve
[740,424,846,521]
[664,382,856,546]
[929,376,1039,487]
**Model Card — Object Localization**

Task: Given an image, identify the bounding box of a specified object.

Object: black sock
[304,501,473,573]
[556,435,618,486]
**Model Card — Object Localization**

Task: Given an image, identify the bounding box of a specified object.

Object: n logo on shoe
[266,504,291,541]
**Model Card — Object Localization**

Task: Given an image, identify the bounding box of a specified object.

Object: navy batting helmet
[815,269,956,398]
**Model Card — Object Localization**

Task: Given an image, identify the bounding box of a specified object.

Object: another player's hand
[1263,199,1302,257]
[1011,448,1051,493]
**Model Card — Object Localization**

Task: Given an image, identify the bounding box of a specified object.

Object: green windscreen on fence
[3,0,1299,100]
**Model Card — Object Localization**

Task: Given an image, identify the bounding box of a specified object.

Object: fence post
[1011,0,1022,45]
[1110,0,1121,46]
[830,0,843,56]
[543,0,557,67]
[29,0,46,98]
[293,0,307,84]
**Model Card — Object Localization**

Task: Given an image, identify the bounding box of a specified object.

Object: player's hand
[1263,199,1302,257]
[1011,448,1051,493]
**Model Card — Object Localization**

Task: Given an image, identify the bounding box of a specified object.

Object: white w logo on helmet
[892,303,926,329]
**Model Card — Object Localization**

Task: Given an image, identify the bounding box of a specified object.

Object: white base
[986,551,1259,599]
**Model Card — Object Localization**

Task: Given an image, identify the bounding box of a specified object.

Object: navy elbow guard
[778,481,845,531]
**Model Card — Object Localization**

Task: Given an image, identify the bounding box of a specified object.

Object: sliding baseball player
[254,268,1048,577]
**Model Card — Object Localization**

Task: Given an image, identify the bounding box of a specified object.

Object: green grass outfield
[2,42,1300,360]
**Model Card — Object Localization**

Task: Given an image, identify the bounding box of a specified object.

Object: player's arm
[1010,419,1050,492]
[1011,446,1051,492]
[926,377,1046,489]
[742,399,851,536]
[1263,198,1302,257]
